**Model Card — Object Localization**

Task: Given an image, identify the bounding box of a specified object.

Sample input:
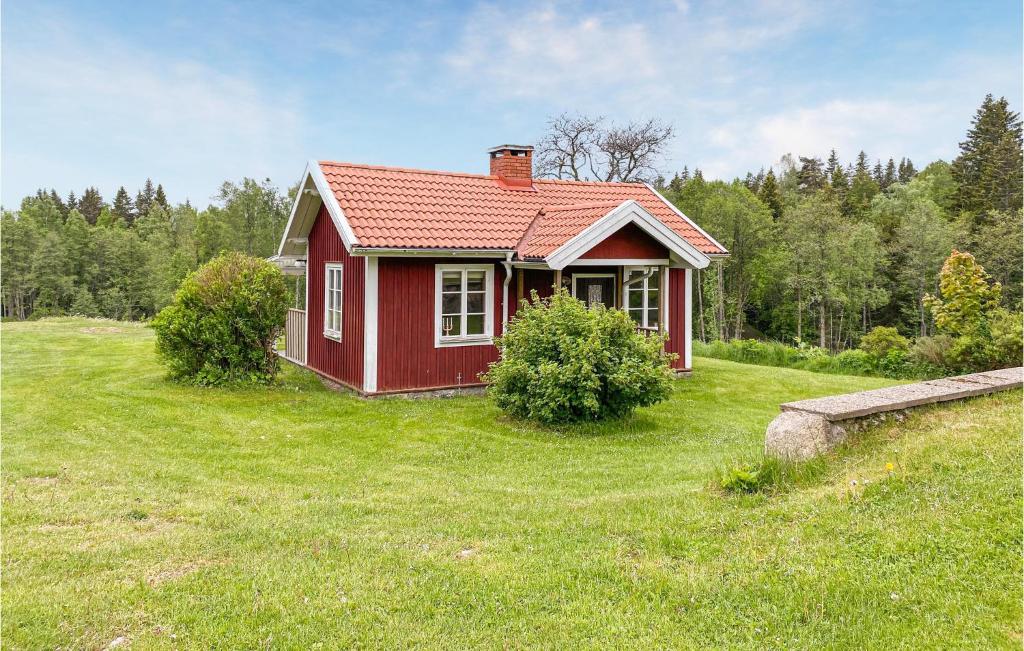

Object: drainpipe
[501,252,514,328]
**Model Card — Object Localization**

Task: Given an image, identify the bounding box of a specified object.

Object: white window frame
[435,264,495,348]
[623,265,661,331]
[323,263,343,340]
[571,273,617,308]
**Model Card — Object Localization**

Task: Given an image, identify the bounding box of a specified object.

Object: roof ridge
[318,160,650,188]
[541,200,624,212]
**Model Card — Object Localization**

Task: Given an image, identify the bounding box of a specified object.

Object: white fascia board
[545,200,710,270]
[644,182,729,256]
[308,159,358,251]
[363,256,379,393]
[277,166,315,257]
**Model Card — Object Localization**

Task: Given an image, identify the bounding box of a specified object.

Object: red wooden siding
[665,268,687,370]
[376,258,506,392]
[306,205,365,389]
[580,223,668,259]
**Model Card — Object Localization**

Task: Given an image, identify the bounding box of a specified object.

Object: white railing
[283,308,306,365]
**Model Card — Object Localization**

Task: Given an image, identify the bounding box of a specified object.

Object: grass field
[3,318,1021,649]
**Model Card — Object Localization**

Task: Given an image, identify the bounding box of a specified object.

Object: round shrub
[859,326,909,360]
[151,252,289,385]
[483,288,676,424]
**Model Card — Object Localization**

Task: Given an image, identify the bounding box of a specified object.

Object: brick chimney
[489,144,534,188]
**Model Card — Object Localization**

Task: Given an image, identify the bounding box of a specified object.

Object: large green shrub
[151,252,289,385]
[859,326,909,359]
[483,288,675,424]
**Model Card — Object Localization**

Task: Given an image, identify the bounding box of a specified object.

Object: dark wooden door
[573,275,616,308]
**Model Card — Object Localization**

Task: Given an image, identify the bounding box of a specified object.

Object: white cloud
[2,16,304,206]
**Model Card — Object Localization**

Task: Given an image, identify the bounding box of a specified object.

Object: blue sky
[3,0,1021,207]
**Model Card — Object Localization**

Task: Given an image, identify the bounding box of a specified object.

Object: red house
[274,145,728,396]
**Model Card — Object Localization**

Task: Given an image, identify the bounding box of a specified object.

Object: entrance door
[572,274,617,308]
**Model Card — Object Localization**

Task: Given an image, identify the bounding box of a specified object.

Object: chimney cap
[488,144,534,154]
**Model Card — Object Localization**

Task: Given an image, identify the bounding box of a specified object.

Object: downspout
[501,252,514,328]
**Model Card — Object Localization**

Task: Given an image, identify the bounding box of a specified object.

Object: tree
[897,158,917,183]
[78,187,104,225]
[925,251,1001,337]
[845,155,880,220]
[535,113,674,183]
[758,168,783,221]
[0,210,39,319]
[971,209,1023,310]
[154,184,169,209]
[825,149,841,178]
[796,156,825,194]
[890,193,954,336]
[882,158,897,190]
[215,178,290,257]
[112,186,135,225]
[951,94,1023,217]
[136,178,157,219]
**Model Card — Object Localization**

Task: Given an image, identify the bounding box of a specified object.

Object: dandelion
[886,462,895,473]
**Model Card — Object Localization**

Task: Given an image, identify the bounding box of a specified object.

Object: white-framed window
[624,266,660,330]
[435,264,494,347]
[323,263,343,340]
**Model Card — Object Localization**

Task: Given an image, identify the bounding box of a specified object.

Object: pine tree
[49,190,68,220]
[668,173,683,193]
[693,168,704,181]
[112,186,135,225]
[154,184,169,209]
[796,156,825,194]
[897,158,917,183]
[66,191,78,215]
[680,166,690,182]
[78,187,104,226]
[757,168,783,221]
[136,178,156,219]
[872,161,884,185]
[882,158,897,189]
[825,149,841,178]
[951,94,1023,217]
[830,164,850,200]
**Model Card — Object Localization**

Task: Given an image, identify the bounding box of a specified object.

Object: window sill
[435,336,494,348]
[323,331,342,342]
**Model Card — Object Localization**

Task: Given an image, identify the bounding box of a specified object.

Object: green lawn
[3,318,1021,649]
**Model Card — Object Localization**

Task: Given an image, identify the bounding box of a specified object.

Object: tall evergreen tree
[872,161,884,185]
[48,190,68,220]
[825,149,841,178]
[897,158,917,183]
[154,184,169,209]
[951,94,1023,217]
[882,158,897,190]
[758,168,783,221]
[112,186,135,225]
[66,191,78,215]
[78,187,104,226]
[136,178,157,219]
[680,166,690,183]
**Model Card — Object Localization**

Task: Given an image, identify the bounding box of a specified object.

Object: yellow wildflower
[885,462,895,473]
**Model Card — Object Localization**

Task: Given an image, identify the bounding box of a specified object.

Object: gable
[580,222,668,260]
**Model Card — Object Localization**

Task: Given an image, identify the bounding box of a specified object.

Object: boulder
[764,411,846,461]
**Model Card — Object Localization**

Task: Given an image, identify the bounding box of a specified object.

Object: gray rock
[765,411,847,461]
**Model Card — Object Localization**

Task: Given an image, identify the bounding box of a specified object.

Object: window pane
[647,271,659,289]
[647,289,659,309]
[442,293,460,315]
[441,315,461,336]
[466,292,485,314]
[466,271,486,292]
[442,272,462,293]
[648,308,659,329]
[627,270,643,283]
[466,314,484,335]
[628,309,643,324]
[628,289,643,308]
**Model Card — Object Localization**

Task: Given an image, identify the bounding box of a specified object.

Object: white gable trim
[277,160,359,257]
[644,183,728,256]
[544,200,710,271]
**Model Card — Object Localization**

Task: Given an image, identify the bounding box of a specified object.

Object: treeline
[1,179,291,320]
[659,94,1023,350]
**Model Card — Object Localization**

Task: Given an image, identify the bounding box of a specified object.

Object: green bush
[151,252,289,385]
[483,288,675,424]
[988,308,1023,369]
[909,335,954,371]
[834,349,873,374]
[859,326,909,359]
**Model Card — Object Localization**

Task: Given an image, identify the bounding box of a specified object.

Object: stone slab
[779,367,1022,421]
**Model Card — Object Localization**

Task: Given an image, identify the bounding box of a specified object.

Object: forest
[2,95,1021,366]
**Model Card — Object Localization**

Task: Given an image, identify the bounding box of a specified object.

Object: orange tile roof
[318,161,726,255]
[516,202,625,259]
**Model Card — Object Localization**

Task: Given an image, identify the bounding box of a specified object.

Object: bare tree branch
[535,114,674,183]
